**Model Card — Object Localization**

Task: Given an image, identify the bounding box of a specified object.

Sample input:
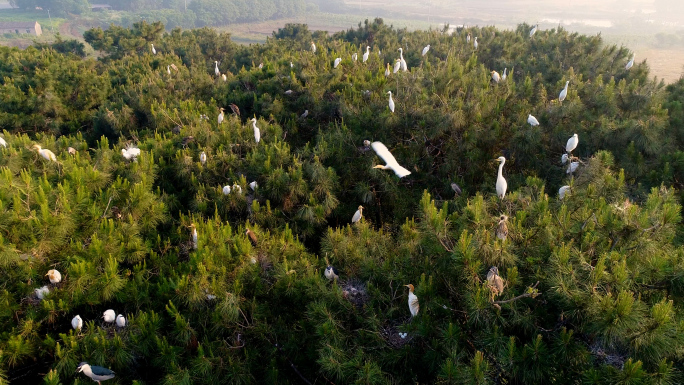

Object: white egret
[363,46,370,62]
[559,185,571,199]
[311,41,316,53]
[363,140,371,148]
[116,314,126,328]
[249,181,257,190]
[473,37,478,50]
[393,59,401,74]
[0,137,6,147]
[71,315,83,330]
[561,153,569,164]
[371,141,412,178]
[190,224,198,250]
[626,56,634,70]
[233,184,242,194]
[405,284,419,317]
[422,44,430,56]
[566,133,578,153]
[222,74,227,82]
[495,156,507,199]
[218,108,224,125]
[502,68,507,80]
[245,229,258,246]
[68,147,76,155]
[166,65,171,75]
[223,185,231,195]
[214,61,220,76]
[529,24,538,37]
[250,118,261,143]
[35,285,49,299]
[121,145,141,161]
[352,53,358,61]
[32,145,56,162]
[300,110,308,118]
[451,183,462,196]
[284,89,293,95]
[398,48,407,71]
[334,58,341,68]
[151,44,156,55]
[567,161,579,174]
[351,205,363,223]
[387,91,395,113]
[527,114,540,126]
[466,33,471,43]
[290,61,293,67]
[258,63,263,69]
[496,215,508,240]
[103,309,116,323]
[385,63,390,77]
[559,81,569,102]
[200,151,207,165]
[324,265,339,281]
[77,363,115,384]
[45,269,62,284]
[491,70,501,83]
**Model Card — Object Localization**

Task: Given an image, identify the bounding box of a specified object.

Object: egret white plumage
[249,181,257,190]
[487,266,505,297]
[151,44,156,55]
[222,74,227,82]
[223,185,231,195]
[352,53,358,61]
[387,91,395,113]
[385,63,390,77]
[233,184,242,194]
[200,151,207,165]
[422,44,430,56]
[334,58,341,68]
[218,107,224,125]
[121,145,140,161]
[190,224,198,250]
[371,141,411,178]
[496,215,509,240]
[473,37,478,49]
[324,265,339,281]
[398,48,407,71]
[35,285,49,299]
[626,56,634,70]
[250,118,261,143]
[258,63,263,69]
[527,114,540,126]
[363,46,370,62]
[68,147,76,155]
[559,81,569,102]
[170,63,178,72]
[32,145,56,162]
[566,133,578,153]
[311,41,316,53]
[167,65,171,75]
[214,61,220,76]
[77,362,116,384]
[405,284,419,317]
[529,24,538,37]
[559,185,571,199]
[300,110,308,118]
[491,70,501,83]
[284,89,293,95]
[393,59,401,74]
[351,205,363,223]
[502,68,507,80]
[495,156,507,199]
[71,315,83,330]
[363,140,371,148]
[567,161,579,174]
[0,137,6,147]
[116,314,126,328]
[451,183,462,196]
[46,269,62,284]
[103,309,116,323]
[561,153,569,164]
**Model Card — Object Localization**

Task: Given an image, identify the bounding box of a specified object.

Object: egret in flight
[566,133,578,153]
[559,81,569,102]
[250,118,261,143]
[352,205,363,223]
[495,156,507,199]
[422,44,430,56]
[491,70,501,83]
[626,56,634,70]
[387,91,395,113]
[405,284,419,317]
[371,142,411,178]
[363,46,370,62]
[32,145,56,162]
[527,114,540,126]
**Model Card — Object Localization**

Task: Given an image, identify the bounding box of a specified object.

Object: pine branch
[493,281,540,305]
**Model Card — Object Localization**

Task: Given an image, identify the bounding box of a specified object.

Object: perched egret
[246,229,258,246]
[529,24,538,37]
[567,161,579,174]
[393,59,401,74]
[422,44,430,56]
[495,156,507,199]
[387,91,395,113]
[32,145,56,162]
[200,151,207,165]
[290,61,293,68]
[561,153,569,164]
[284,89,293,95]
[559,185,571,199]
[398,48,407,71]
[35,285,49,299]
[473,37,478,49]
[103,309,116,323]
[363,46,370,62]
[222,74,227,82]
[496,215,509,240]
[334,58,342,68]
[167,65,171,75]
[46,269,62,284]
[116,314,126,328]
[491,70,501,83]
[559,81,569,102]
[385,63,390,77]
[352,53,358,61]
[487,266,505,297]
[218,108,224,125]
[311,41,316,53]
[223,185,231,195]
[121,145,140,161]
[214,61,220,76]
[77,362,116,384]
[190,224,198,250]
[68,147,76,155]
[566,133,578,153]
[324,265,339,281]
[151,44,156,55]
[258,63,263,69]
[249,181,257,190]
[502,68,507,80]
[351,205,363,223]
[466,33,471,43]
[0,137,6,147]
[626,56,634,70]
[405,284,419,317]
[451,183,462,196]
[71,315,83,330]
[233,184,242,194]
[250,118,261,143]
[300,110,309,118]
[371,141,412,178]
[527,114,540,126]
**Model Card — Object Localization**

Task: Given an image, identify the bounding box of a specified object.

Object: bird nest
[340,279,368,309]
[589,341,627,369]
[380,320,414,349]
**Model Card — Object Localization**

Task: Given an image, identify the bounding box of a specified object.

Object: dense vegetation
[1,18,684,384]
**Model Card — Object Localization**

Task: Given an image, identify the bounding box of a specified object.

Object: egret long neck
[498,161,505,177]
